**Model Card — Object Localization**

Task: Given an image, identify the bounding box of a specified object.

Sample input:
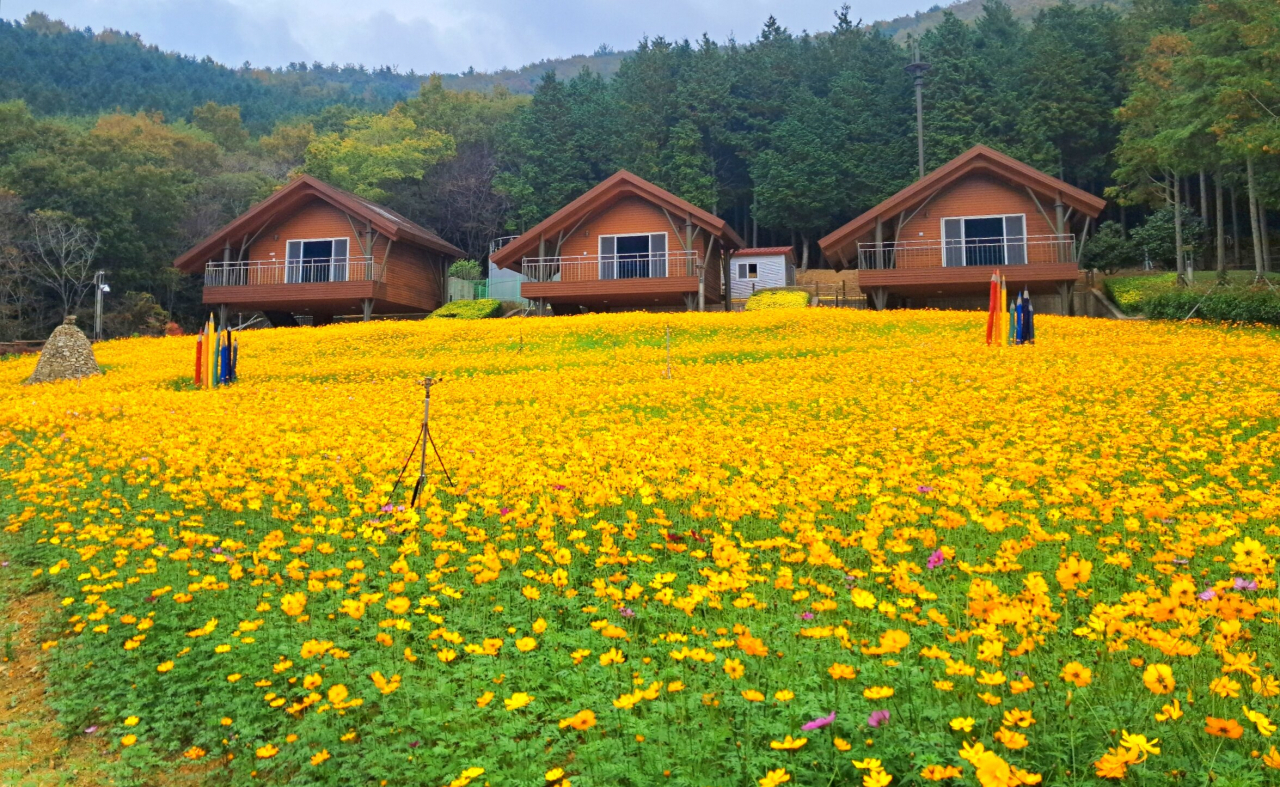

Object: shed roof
[490,170,745,269]
[174,175,465,272]
[819,145,1106,264]
[731,247,797,264]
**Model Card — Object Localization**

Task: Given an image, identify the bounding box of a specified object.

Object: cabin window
[737,263,758,280]
[285,238,350,283]
[599,233,668,280]
[941,215,1027,267]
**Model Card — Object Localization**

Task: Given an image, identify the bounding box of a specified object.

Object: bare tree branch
[23,210,100,318]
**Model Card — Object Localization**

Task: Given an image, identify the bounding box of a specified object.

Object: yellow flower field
[1,309,1278,787]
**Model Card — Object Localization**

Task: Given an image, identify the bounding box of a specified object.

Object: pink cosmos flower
[867,709,890,728]
[802,712,836,731]
[927,549,945,569]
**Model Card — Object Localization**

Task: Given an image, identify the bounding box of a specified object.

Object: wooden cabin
[819,146,1106,312]
[489,171,745,314]
[729,247,796,301]
[174,176,465,326]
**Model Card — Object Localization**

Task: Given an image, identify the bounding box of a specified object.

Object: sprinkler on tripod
[410,376,453,507]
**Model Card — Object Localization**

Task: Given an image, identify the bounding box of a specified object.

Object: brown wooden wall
[247,201,361,262]
[551,197,719,286]
[896,174,1060,269]
[234,198,445,312]
[382,243,445,311]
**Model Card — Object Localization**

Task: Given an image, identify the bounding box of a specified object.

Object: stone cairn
[25,315,102,385]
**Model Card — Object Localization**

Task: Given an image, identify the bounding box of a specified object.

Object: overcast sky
[6,0,930,74]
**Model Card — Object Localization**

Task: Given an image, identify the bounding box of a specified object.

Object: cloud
[6,0,925,74]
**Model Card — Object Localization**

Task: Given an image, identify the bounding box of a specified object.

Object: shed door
[942,218,964,267]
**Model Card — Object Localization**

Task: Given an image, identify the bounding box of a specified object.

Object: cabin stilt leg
[1057,282,1073,316]
[362,299,374,322]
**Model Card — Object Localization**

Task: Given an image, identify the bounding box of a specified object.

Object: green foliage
[744,288,810,311]
[0,15,410,131]
[1104,271,1280,324]
[430,299,502,319]
[1129,206,1206,268]
[192,102,249,151]
[303,112,455,202]
[1081,221,1142,271]
[448,259,483,280]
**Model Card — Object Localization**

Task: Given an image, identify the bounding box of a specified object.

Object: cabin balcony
[854,235,1080,307]
[204,256,381,288]
[856,234,1075,270]
[519,251,718,308]
[201,256,412,316]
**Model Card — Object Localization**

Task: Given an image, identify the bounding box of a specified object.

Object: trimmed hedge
[1104,273,1280,326]
[744,289,810,311]
[430,299,503,319]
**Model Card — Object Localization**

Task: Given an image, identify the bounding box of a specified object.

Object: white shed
[729,247,796,300]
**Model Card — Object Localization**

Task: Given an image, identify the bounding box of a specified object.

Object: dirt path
[0,586,117,787]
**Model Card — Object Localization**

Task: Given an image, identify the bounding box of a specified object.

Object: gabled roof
[490,170,745,269]
[819,145,1107,263]
[174,175,464,272]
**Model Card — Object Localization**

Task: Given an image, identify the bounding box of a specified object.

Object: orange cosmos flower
[1142,664,1175,695]
[1055,556,1093,590]
[1060,661,1092,687]
[1204,717,1244,739]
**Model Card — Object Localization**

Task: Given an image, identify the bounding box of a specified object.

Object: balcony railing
[856,235,1075,270]
[204,257,379,287]
[522,251,701,284]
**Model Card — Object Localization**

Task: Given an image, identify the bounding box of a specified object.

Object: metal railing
[856,235,1075,270]
[204,257,379,287]
[489,236,520,257]
[522,251,701,284]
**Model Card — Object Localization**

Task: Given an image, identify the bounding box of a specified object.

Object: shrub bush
[1104,272,1280,325]
[744,288,809,311]
[448,259,483,280]
[430,299,502,319]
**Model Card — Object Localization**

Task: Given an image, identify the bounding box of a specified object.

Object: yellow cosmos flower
[504,692,533,711]
[770,735,807,751]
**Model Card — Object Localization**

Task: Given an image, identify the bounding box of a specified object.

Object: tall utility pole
[93,270,109,342]
[904,39,931,181]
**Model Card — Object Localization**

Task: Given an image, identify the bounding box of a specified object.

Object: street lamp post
[904,40,932,181]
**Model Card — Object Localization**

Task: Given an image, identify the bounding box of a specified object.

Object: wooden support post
[875,217,884,269]
[1057,281,1073,316]
[871,288,889,311]
[723,252,731,312]
[1054,192,1066,264]
[218,303,229,328]
[362,299,374,322]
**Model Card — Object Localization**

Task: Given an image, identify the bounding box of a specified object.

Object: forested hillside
[0,0,1276,343]
[0,13,622,129]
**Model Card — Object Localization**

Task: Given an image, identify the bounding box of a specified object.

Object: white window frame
[737,262,759,280]
[598,232,668,279]
[286,237,351,283]
[939,214,1027,267]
